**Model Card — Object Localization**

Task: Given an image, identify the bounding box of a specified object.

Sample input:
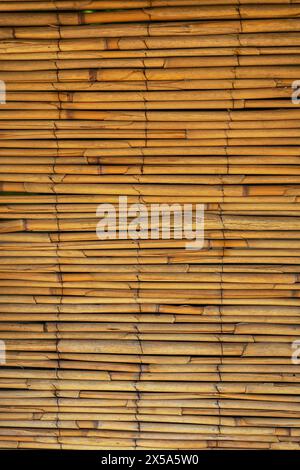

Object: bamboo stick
[2,6,300,27]
[3,1,300,12]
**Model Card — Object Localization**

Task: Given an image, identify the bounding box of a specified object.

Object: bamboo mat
[0,0,300,450]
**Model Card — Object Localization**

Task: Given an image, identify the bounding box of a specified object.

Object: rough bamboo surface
[0,0,300,451]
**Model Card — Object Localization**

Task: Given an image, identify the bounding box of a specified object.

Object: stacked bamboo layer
[0,0,300,451]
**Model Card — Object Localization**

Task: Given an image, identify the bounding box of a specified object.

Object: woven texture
[0,0,300,450]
